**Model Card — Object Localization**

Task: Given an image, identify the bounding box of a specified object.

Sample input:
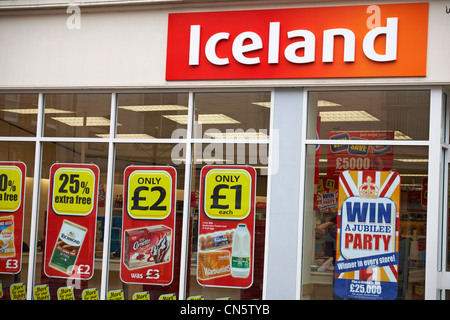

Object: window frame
[297,86,444,300]
[0,89,273,300]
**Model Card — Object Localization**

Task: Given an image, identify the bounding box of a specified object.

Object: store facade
[0,0,449,300]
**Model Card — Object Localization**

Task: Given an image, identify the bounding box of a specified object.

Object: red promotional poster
[197,165,256,289]
[120,166,177,285]
[44,163,99,280]
[0,161,26,274]
[327,131,394,178]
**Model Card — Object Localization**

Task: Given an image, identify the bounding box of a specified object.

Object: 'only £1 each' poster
[197,165,256,289]
[334,170,400,300]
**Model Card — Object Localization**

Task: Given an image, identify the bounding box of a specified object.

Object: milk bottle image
[231,224,251,278]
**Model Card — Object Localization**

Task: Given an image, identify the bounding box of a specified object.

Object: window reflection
[193,92,271,139]
[308,91,430,141]
[0,94,38,137]
[44,94,111,138]
[116,93,189,139]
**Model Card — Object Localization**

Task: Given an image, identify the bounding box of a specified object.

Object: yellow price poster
[52,165,97,216]
[33,284,50,300]
[203,167,254,220]
[10,282,26,300]
[0,165,23,212]
[158,293,176,300]
[57,286,75,300]
[126,169,174,220]
[132,291,150,300]
[82,288,99,300]
[107,289,124,300]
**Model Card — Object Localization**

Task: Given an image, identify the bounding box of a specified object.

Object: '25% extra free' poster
[44,163,99,280]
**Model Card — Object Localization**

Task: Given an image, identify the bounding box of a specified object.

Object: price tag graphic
[44,163,99,280]
[126,170,173,220]
[203,168,253,220]
[0,162,26,275]
[52,167,96,216]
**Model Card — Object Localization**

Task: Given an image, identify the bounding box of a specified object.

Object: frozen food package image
[48,220,87,275]
[197,250,231,280]
[0,215,15,258]
[123,225,172,270]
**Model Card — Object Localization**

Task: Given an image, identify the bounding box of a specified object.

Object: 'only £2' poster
[120,166,177,286]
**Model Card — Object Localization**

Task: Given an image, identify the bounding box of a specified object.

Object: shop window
[193,92,271,140]
[0,141,35,300]
[34,142,109,300]
[43,94,112,138]
[302,90,429,300]
[0,90,270,300]
[116,93,189,139]
[0,94,38,137]
[108,143,185,300]
[187,143,268,300]
[185,92,270,300]
[307,90,430,141]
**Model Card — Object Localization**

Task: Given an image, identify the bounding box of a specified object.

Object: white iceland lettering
[188,18,399,66]
[363,17,398,61]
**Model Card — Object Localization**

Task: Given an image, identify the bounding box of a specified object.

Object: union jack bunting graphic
[335,170,400,300]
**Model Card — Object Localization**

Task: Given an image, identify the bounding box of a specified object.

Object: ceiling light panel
[163,114,241,124]
[205,132,269,139]
[251,102,271,108]
[96,133,155,139]
[319,111,380,122]
[119,105,188,112]
[1,108,73,114]
[317,100,342,107]
[52,116,116,127]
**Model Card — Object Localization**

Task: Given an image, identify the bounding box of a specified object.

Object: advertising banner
[314,177,338,213]
[44,163,99,279]
[120,166,177,285]
[197,165,256,289]
[0,161,26,274]
[166,3,428,80]
[335,170,400,300]
[327,131,394,178]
